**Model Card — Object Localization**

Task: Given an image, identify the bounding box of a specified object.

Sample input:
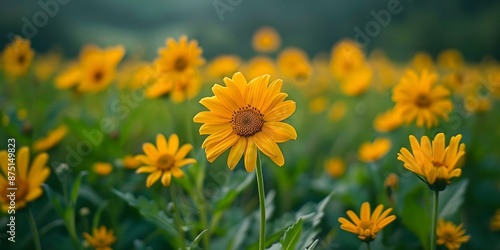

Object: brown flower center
[174,57,188,72]
[1,178,29,204]
[157,154,175,170]
[415,94,432,108]
[231,105,264,137]
[93,70,104,83]
[432,161,447,169]
[17,54,26,64]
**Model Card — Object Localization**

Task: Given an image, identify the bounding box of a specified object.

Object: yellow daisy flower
[1,36,34,77]
[93,162,113,176]
[170,71,201,103]
[325,157,345,178]
[193,72,297,172]
[411,52,434,72]
[78,45,125,93]
[358,138,391,163]
[135,134,196,188]
[206,55,241,79]
[490,209,500,231]
[392,70,452,128]
[338,201,396,242]
[397,133,465,191]
[252,27,281,53]
[330,40,366,82]
[83,226,116,250]
[55,63,81,90]
[122,155,141,169]
[33,125,68,152]
[373,108,403,133]
[245,56,277,80]
[436,219,470,250]
[277,47,312,81]
[155,35,205,76]
[34,51,61,82]
[384,173,398,189]
[0,147,50,211]
[438,49,464,70]
[308,96,328,114]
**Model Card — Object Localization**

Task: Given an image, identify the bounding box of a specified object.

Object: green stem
[28,209,42,250]
[197,192,210,250]
[171,185,187,249]
[255,152,266,250]
[431,190,439,250]
[366,241,371,250]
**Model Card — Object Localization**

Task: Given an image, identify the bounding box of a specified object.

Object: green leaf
[71,171,87,206]
[92,201,109,230]
[189,229,208,249]
[279,218,303,250]
[42,184,64,216]
[305,239,319,250]
[439,179,468,219]
[112,190,179,238]
[267,243,282,250]
[401,185,431,250]
[213,171,254,212]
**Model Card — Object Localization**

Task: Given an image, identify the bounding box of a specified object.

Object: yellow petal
[17,147,29,178]
[205,133,239,163]
[253,132,284,166]
[175,158,196,168]
[136,166,157,174]
[156,134,168,153]
[193,111,230,124]
[432,133,445,162]
[262,121,297,143]
[168,134,179,155]
[171,167,185,178]
[175,144,193,161]
[360,202,371,221]
[264,100,296,122]
[227,137,247,170]
[161,171,172,186]
[244,137,257,172]
[29,153,49,181]
[346,210,361,225]
[146,170,162,188]
[143,143,159,159]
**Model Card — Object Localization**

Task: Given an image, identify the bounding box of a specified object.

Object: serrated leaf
[439,179,468,218]
[70,171,87,206]
[279,218,303,250]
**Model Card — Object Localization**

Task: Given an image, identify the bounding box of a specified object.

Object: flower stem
[255,152,266,250]
[28,208,42,250]
[171,185,187,250]
[431,190,439,250]
[366,241,371,250]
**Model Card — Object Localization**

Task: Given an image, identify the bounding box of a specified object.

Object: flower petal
[264,100,296,121]
[227,137,247,170]
[146,170,162,188]
[244,137,257,172]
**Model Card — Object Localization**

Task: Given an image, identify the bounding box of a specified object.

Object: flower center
[93,70,104,83]
[231,105,264,137]
[0,178,29,204]
[415,94,432,108]
[17,54,26,64]
[157,154,175,170]
[432,161,447,169]
[358,221,374,238]
[174,57,188,72]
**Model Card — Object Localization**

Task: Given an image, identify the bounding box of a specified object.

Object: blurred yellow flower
[0,147,50,211]
[328,101,347,122]
[78,45,125,93]
[245,56,276,80]
[438,49,464,70]
[34,51,61,82]
[1,36,34,77]
[83,226,116,250]
[489,69,500,97]
[193,72,297,172]
[358,138,391,163]
[384,173,398,189]
[412,52,434,72]
[309,96,328,114]
[490,209,500,231]
[325,157,345,178]
[338,202,396,242]
[436,219,470,250]
[397,133,465,191]
[17,109,28,121]
[93,162,113,176]
[373,108,403,133]
[145,64,173,99]
[123,155,141,169]
[277,47,312,81]
[170,72,201,103]
[464,96,491,113]
[135,134,195,187]
[55,63,81,90]
[33,125,68,152]
[392,70,452,128]
[206,55,241,78]
[330,40,372,96]
[155,35,205,76]
[252,27,281,53]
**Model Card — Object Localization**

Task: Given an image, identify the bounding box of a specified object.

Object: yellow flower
[0,147,50,211]
[170,72,201,103]
[338,202,396,242]
[83,226,116,250]
[412,52,434,72]
[436,219,470,250]
[392,70,452,128]
[309,96,328,114]
[55,63,81,90]
[206,55,241,79]
[328,101,347,122]
[464,96,491,113]
[144,64,173,99]
[17,109,28,121]
[245,56,276,80]
[384,173,398,188]
[438,49,464,70]
[1,36,34,77]
[358,138,391,163]
[373,108,403,133]
[252,27,281,53]
[135,134,195,188]
[488,69,500,97]
[325,157,345,178]
[93,162,113,176]
[397,133,465,191]
[155,35,205,76]
[277,47,312,81]
[122,155,141,169]
[329,40,372,96]
[78,45,125,93]
[33,125,68,152]
[34,51,61,81]
[193,72,297,172]
[490,209,500,231]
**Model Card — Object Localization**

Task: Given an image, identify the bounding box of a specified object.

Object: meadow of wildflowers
[1,2,500,250]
